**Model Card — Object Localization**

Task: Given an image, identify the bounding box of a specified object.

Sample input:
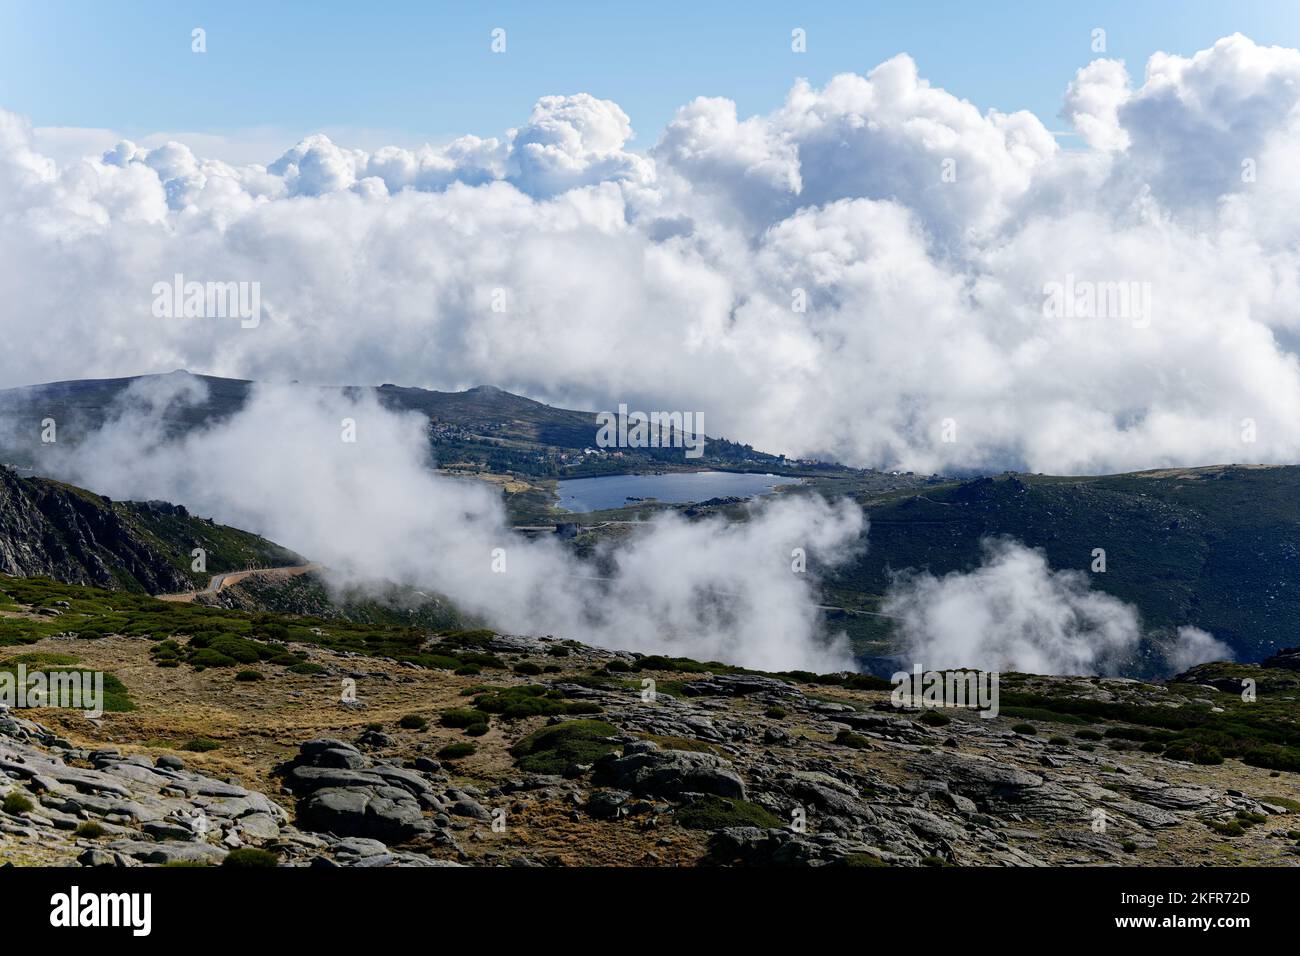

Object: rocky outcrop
[1261,646,1300,670]
[279,737,502,849]
[0,467,194,593]
[592,741,746,799]
[0,709,445,866]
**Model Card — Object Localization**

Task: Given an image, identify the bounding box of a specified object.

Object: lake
[555,471,801,513]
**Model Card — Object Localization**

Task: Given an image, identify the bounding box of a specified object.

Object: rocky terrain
[2,575,1298,868]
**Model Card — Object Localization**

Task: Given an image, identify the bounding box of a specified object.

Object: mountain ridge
[0,371,807,479]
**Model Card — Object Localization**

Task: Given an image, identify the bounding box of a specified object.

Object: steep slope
[0,465,300,593]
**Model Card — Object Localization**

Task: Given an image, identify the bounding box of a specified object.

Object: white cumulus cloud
[2,36,1300,478]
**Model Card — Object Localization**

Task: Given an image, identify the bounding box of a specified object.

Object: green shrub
[182,738,221,753]
[2,792,34,815]
[1207,819,1244,836]
[546,646,570,657]
[1011,723,1037,735]
[674,796,782,830]
[833,730,872,749]
[1241,744,1300,773]
[439,708,489,729]
[1048,735,1070,746]
[919,710,951,727]
[1164,741,1224,765]
[514,661,542,676]
[1075,729,1103,741]
[1105,726,1172,743]
[633,655,722,674]
[398,714,428,730]
[221,847,278,867]
[509,719,619,774]
[75,821,106,838]
[998,705,1089,726]
[472,684,597,720]
[288,661,326,675]
[764,706,787,720]
[437,742,476,760]
[189,648,237,668]
[235,669,264,682]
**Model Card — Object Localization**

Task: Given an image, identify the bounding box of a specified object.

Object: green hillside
[826,465,1300,663]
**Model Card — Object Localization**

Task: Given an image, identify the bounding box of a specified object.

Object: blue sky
[2,0,1299,155]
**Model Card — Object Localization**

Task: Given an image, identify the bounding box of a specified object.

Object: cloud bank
[882,538,1233,676]
[4,34,1300,478]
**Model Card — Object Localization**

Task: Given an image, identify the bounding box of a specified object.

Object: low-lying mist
[882,537,1233,678]
[47,373,865,673]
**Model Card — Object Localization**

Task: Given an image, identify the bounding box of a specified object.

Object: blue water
[555,471,800,513]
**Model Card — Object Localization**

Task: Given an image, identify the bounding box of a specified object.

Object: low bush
[1164,741,1224,765]
[509,719,619,774]
[437,742,476,760]
[439,708,489,734]
[221,847,278,867]
[674,796,782,830]
[2,792,34,815]
[472,684,600,720]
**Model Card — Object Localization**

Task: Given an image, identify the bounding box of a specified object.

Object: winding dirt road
[156,564,321,603]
